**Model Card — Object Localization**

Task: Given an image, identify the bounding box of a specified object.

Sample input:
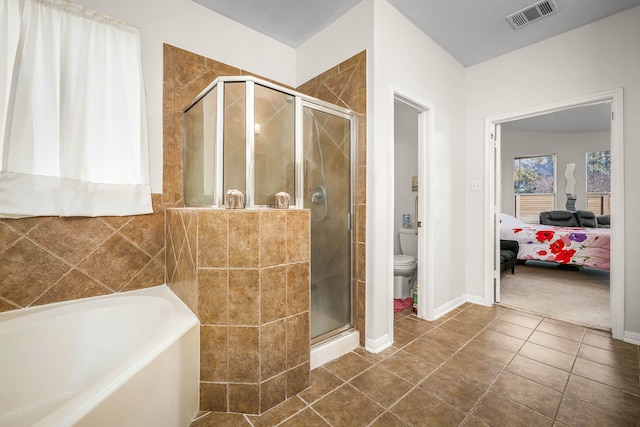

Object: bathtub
[0,285,199,427]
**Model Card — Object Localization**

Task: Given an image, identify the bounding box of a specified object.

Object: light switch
[471,180,482,191]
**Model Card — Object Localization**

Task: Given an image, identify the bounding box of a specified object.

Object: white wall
[501,131,610,215]
[465,7,640,335]
[369,0,467,349]
[74,0,297,193]
[394,100,419,254]
[296,0,373,86]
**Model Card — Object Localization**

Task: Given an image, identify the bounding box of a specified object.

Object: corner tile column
[165,208,310,415]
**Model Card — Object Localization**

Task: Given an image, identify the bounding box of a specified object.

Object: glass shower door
[303,104,354,341]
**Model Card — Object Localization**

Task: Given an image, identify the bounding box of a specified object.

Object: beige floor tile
[393,326,422,348]
[323,351,373,381]
[499,310,543,329]
[458,339,516,369]
[577,343,639,373]
[369,412,410,426]
[518,342,576,371]
[473,329,525,353]
[536,320,585,342]
[246,396,307,427]
[565,375,640,421]
[488,319,534,340]
[297,367,344,404]
[506,355,570,392]
[439,353,501,388]
[349,364,413,407]
[528,330,581,355]
[572,357,640,394]
[422,326,471,351]
[395,315,434,335]
[312,384,384,427]
[490,371,563,418]
[189,412,251,426]
[472,391,554,427]
[419,368,486,412]
[378,350,439,384]
[404,336,457,365]
[391,387,467,426]
[279,408,330,426]
[555,395,635,427]
[582,332,639,358]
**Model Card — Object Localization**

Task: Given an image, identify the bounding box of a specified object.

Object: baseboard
[465,294,486,306]
[365,332,393,354]
[623,330,640,346]
[433,295,467,319]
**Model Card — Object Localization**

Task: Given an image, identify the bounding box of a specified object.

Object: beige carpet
[499,261,610,330]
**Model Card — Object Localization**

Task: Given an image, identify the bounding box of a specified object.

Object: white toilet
[394,227,418,299]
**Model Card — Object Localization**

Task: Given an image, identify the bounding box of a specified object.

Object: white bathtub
[0,285,199,427]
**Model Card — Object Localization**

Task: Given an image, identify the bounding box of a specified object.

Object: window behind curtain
[0,0,151,218]
[586,150,611,215]
[514,154,555,223]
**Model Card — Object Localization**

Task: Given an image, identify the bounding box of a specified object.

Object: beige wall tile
[261,373,287,413]
[229,211,260,268]
[198,210,228,268]
[287,262,310,316]
[200,325,228,382]
[200,382,227,412]
[229,383,260,415]
[261,266,287,323]
[259,210,287,267]
[199,269,228,324]
[287,312,310,368]
[228,326,260,382]
[228,269,260,325]
[261,320,287,380]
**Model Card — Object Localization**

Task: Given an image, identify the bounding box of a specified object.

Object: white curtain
[0,0,151,217]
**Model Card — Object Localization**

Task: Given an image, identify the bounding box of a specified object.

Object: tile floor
[191,303,640,426]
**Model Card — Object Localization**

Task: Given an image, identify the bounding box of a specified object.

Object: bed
[500,213,610,271]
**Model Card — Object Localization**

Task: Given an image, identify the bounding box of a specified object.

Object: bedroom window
[586,150,611,215]
[513,154,555,223]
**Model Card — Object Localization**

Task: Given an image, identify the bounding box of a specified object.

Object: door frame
[393,91,434,321]
[483,88,624,339]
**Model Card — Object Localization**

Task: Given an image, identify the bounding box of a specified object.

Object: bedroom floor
[500,260,610,329]
[191,303,640,426]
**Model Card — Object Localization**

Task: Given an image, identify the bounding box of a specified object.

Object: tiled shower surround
[165,208,311,414]
[163,44,368,345]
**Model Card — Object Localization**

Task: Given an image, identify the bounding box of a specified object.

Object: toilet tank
[398,228,417,258]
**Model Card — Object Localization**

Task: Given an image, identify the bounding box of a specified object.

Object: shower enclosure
[183,76,356,342]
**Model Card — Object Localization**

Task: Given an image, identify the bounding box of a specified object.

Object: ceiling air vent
[507,0,559,29]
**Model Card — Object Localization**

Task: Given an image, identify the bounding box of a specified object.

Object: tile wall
[163,44,367,345]
[165,208,310,414]
[0,194,166,312]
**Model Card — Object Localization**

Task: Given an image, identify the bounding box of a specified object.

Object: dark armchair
[500,240,519,274]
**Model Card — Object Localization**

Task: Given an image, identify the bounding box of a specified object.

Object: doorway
[485,89,625,339]
[393,93,433,321]
[498,103,611,329]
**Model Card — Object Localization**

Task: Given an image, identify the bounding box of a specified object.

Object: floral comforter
[501,224,610,271]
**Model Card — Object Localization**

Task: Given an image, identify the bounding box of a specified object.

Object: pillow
[500,213,525,229]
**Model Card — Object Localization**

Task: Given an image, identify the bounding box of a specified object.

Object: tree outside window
[514,155,555,194]
[586,150,611,215]
[513,155,555,223]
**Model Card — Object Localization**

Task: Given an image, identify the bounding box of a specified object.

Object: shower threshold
[310,329,360,369]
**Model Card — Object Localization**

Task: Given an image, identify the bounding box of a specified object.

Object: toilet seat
[394,254,416,266]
